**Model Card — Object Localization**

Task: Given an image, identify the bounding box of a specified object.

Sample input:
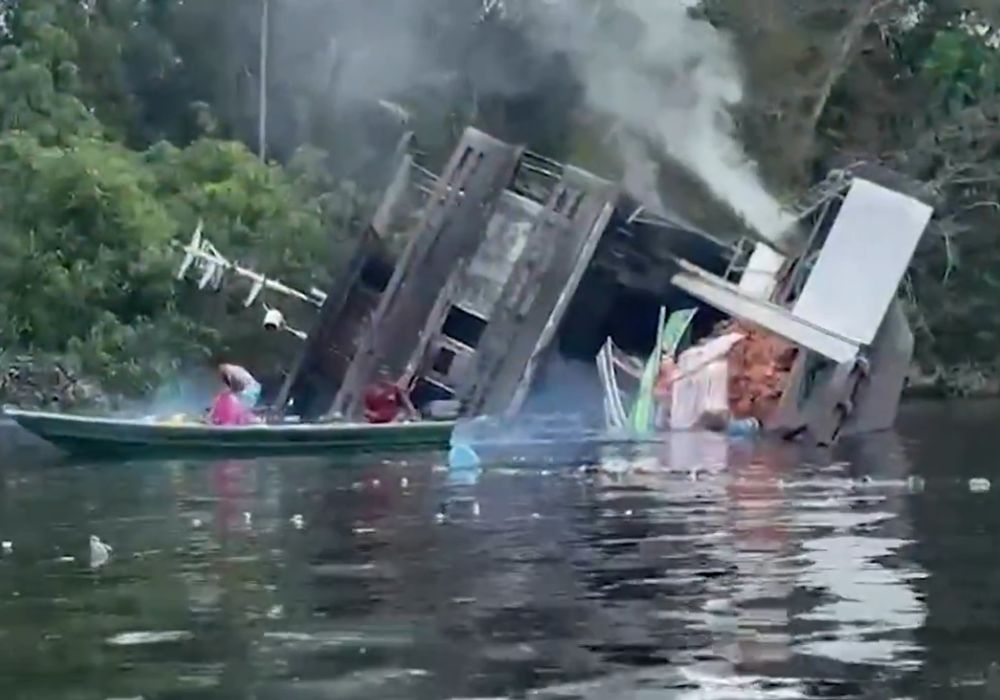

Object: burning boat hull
[4,408,454,458]
[270,127,932,448]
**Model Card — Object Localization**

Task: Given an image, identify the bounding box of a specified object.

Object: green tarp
[628,308,697,435]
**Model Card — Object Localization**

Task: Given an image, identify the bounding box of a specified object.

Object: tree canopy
[2,0,1000,401]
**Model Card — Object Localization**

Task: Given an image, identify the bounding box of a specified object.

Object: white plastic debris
[704,598,733,613]
[1,540,12,554]
[191,518,203,529]
[400,477,409,489]
[290,514,305,530]
[969,477,992,493]
[243,512,253,526]
[89,535,112,569]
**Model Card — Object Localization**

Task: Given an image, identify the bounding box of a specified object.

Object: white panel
[671,261,859,363]
[739,244,786,299]
[792,179,932,345]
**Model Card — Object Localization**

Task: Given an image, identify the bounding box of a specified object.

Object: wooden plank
[331,129,523,418]
[505,201,616,416]
[273,226,386,417]
[462,170,619,416]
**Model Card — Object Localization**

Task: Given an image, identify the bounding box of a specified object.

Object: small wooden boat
[4,407,454,458]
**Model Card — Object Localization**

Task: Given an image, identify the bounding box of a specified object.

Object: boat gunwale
[3,407,451,434]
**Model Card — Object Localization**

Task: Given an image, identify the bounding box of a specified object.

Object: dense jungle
[1,0,998,405]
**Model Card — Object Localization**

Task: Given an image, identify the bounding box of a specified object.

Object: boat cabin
[276,128,933,446]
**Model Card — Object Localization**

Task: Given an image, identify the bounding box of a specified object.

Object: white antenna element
[175,222,327,307]
[245,276,266,307]
[175,222,322,342]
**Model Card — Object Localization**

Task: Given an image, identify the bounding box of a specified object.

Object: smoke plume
[265,0,794,240]
[515,0,796,240]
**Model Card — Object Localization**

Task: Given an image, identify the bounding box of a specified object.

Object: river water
[1,401,999,699]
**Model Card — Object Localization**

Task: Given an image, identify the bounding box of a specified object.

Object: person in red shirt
[362,369,418,424]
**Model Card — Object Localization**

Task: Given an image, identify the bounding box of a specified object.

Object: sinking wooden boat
[4,407,454,458]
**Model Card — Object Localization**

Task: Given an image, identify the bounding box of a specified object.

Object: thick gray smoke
[515,0,796,240]
[268,0,794,239]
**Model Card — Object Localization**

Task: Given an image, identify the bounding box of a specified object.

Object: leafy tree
[0,4,364,403]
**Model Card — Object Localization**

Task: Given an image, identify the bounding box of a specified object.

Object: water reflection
[0,414,972,700]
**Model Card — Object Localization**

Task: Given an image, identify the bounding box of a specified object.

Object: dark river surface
[2,401,1000,699]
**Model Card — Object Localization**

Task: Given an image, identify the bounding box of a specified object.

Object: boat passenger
[363,371,418,424]
[219,363,261,409]
[209,369,259,426]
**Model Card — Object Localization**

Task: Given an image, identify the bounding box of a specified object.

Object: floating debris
[89,535,112,569]
[400,477,409,489]
[704,598,734,613]
[106,630,193,646]
[191,518,203,529]
[1,540,12,554]
[907,475,926,493]
[290,514,305,530]
[969,478,992,494]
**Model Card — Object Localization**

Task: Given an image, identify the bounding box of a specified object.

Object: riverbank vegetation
[1,0,999,406]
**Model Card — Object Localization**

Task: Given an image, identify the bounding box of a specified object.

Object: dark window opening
[442,306,487,348]
[557,269,726,360]
[567,191,585,219]
[432,347,456,375]
[554,187,569,212]
[411,378,454,409]
[360,257,393,293]
[455,146,473,173]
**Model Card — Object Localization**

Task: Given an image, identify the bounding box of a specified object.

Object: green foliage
[920,29,1000,114]
[8,0,1000,402]
[0,5,367,403]
[812,5,1000,389]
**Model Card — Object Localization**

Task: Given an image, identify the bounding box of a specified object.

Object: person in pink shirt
[208,368,259,426]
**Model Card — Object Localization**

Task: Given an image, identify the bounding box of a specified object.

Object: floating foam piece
[89,535,112,569]
[449,443,481,469]
[969,477,991,494]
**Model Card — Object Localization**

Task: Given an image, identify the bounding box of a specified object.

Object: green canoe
[4,407,454,458]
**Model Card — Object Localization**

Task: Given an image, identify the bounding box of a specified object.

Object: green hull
[4,408,453,459]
